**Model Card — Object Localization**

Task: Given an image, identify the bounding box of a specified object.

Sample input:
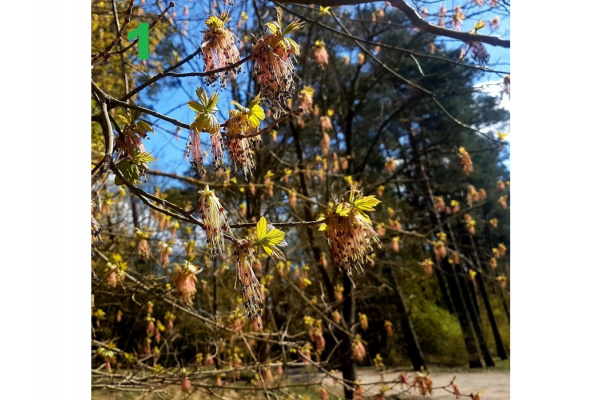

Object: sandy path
[314,370,510,399]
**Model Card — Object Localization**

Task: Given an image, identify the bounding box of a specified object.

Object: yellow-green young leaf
[115,114,132,124]
[255,217,286,259]
[318,223,327,231]
[137,121,154,134]
[188,100,206,113]
[132,151,156,165]
[353,196,381,212]
[335,204,350,217]
[256,216,268,240]
[265,21,280,35]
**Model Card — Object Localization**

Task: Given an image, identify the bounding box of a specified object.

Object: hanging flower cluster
[196,185,231,259]
[458,146,473,175]
[352,335,366,362]
[319,189,382,276]
[414,372,434,396]
[201,12,241,87]
[224,94,265,180]
[251,8,304,117]
[188,88,224,170]
[233,240,264,325]
[172,261,198,306]
[312,40,328,68]
[135,228,151,259]
[233,217,286,326]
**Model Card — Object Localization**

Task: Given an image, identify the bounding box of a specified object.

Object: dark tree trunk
[438,257,484,368]
[467,233,508,360]
[434,268,455,315]
[390,267,427,370]
[456,264,495,366]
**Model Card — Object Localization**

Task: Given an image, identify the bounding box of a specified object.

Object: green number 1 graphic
[128,23,149,60]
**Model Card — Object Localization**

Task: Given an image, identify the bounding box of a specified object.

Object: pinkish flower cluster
[201,12,241,87]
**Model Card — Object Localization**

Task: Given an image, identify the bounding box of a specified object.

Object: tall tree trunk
[467,233,508,360]
[442,220,493,366]
[435,268,456,315]
[390,267,427,370]
[456,263,495,366]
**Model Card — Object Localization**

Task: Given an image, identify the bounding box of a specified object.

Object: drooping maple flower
[467,219,476,235]
[298,86,315,112]
[451,380,461,399]
[504,74,511,95]
[434,196,445,213]
[467,41,490,65]
[96,344,116,373]
[224,94,265,180]
[450,200,460,213]
[164,311,176,331]
[196,185,231,259]
[478,188,487,201]
[490,16,500,30]
[384,157,396,173]
[92,201,103,258]
[233,230,276,326]
[289,189,297,210]
[159,241,173,267]
[312,40,329,68]
[490,0,498,7]
[452,6,466,30]
[498,243,507,257]
[181,378,192,394]
[496,275,507,289]
[414,372,434,396]
[186,128,205,179]
[498,195,508,209]
[489,218,499,228]
[319,190,382,276]
[384,320,393,336]
[490,257,498,269]
[201,12,241,87]
[357,53,365,65]
[105,263,120,288]
[172,261,198,305]
[434,241,447,260]
[352,335,366,362]
[252,8,304,117]
[321,132,330,156]
[318,387,329,400]
[458,147,474,175]
[135,228,151,259]
[188,88,225,170]
[391,236,400,252]
[422,258,434,274]
[359,313,368,330]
